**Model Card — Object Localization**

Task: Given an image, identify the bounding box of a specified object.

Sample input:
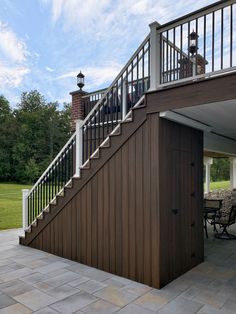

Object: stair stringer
[20,103,147,246]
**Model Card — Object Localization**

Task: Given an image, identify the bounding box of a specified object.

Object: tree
[0,96,15,181]
[10,91,71,183]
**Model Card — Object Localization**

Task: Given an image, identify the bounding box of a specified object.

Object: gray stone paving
[0,225,235,313]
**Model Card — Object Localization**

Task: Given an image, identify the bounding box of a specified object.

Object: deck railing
[81,35,150,163]
[22,134,76,228]
[83,89,107,117]
[157,0,236,86]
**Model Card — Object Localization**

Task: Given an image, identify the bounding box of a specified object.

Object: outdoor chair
[203,199,222,238]
[215,205,236,240]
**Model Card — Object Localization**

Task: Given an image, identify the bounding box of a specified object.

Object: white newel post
[149,21,160,91]
[204,157,213,194]
[75,119,83,177]
[22,189,30,230]
[122,79,127,120]
[230,157,236,190]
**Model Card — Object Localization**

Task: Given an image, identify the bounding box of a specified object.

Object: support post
[230,157,236,190]
[75,119,83,177]
[204,157,213,194]
[149,21,161,91]
[22,189,30,230]
[122,79,127,120]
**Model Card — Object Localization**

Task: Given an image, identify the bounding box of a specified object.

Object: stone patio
[0,225,235,314]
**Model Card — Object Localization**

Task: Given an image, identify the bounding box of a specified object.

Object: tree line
[0,90,230,184]
[0,91,71,183]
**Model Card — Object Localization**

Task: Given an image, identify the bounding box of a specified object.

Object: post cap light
[77,71,85,90]
[188,30,199,55]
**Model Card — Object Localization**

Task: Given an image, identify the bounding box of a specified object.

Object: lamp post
[188,30,199,77]
[77,71,85,90]
[188,30,199,55]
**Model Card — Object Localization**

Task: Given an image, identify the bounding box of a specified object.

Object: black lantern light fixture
[188,30,199,55]
[77,71,85,90]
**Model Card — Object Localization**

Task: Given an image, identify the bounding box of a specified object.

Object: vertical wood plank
[86,181,92,266]
[115,149,122,276]
[91,176,98,268]
[103,163,110,272]
[97,169,104,269]
[109,158,116,273]
[121,143,129,278]
[128,135,136,280]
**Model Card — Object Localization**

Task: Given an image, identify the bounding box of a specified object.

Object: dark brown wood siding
[30,113,161,288]
[159,119,204,287]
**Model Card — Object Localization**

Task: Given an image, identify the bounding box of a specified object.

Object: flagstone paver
[0,303,32,314]
[0,226,235,313]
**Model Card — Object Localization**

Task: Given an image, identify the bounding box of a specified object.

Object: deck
[0,226,235,313]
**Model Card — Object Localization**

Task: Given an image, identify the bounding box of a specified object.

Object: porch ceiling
[174,99,236,141]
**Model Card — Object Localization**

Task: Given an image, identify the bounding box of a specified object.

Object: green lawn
[204,180,230,192]
[210,180,230,190]
[0,183,31,230]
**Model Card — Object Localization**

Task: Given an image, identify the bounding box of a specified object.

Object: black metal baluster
[136,55,139,100]
[40,180,42,214]
[195,18,198,76]
[142,47,145,92]
[212,11,215,72]
[170,34,172,81]
[221,8,224,70]
[230,4,233,68]
[148,39,150,88]
[204,15,206,66]
[111,86,114,130]
[94,109,97,153]
[166,30,169,82]
[188,22,190,77]
[28,196,30,226]
[173,28,176,81]
[131,62,134,107]
[98,105,101,146]
[180,24,183,76]
[116,83,119,122]
[86,123,88,162]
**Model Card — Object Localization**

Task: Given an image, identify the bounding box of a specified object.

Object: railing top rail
[82,88,107,98]
[156,0,235,33]
[29,132,76,195]
[81,34,150,126]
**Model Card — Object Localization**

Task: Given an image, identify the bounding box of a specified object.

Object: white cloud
[56,61,121,90]
[46,66,54,72]
[0,21,29,63]
[0,21,30,93]
[43,0,213,40]
[0,62,30,88]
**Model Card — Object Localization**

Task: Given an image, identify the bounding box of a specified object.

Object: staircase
[20,100,147,246]
[20,32,151,245]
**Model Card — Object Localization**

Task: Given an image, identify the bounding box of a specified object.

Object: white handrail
[29,132,76,194]
[81,34,150,126]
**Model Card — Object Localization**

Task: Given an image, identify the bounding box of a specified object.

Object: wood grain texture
[159,119,204,287]
[24,102,204,289]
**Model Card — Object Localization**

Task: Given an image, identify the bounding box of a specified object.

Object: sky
[0,0,216,107]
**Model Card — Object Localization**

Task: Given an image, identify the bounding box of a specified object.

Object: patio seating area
[0,227,235,314]
[204,189,236,239]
